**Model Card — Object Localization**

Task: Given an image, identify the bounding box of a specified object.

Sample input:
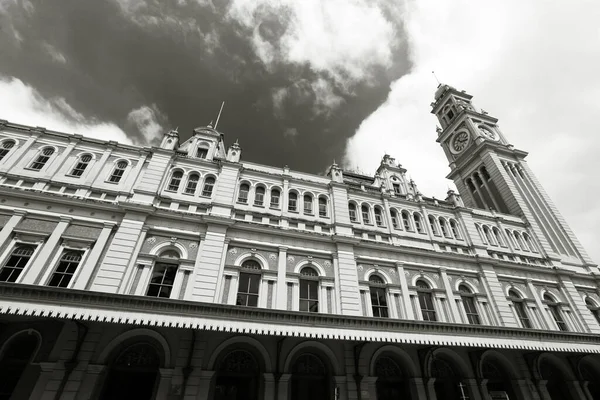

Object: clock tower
[431,84,595,268]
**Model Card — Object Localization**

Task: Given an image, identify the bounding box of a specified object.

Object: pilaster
[73,222,115,290]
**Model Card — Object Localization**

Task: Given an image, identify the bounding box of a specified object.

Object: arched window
[109,161,128,183]
[146,250,179,298]
[201,177,215,197]
[523,234,537,252]
[544,293,568,331]
[288,192,298,212]
[369,275,388,318]
[506,229,518,249]
[374,207,384,227]
[416,280,436,321]
[0,333,39,399]
[270,188,280,208]
[303,194,313,214]
[29,147,54,170]
[390,209,399,229]
[237,183,249,203]
[413,213,424,234]
[318,196,328,218]
[47,250,83,288]
[196,147,208,159]
[0,140,15,162]
[184,173,199,194]
[514,232,528,251]
[492,228,505,246]
[348,203,358,222]
[449,219,461,239]
[236,260,261,307]
[401,211,411,231]
[429,216,439,235]
[508,289,531,328]
[291,354,329,400]
[586,298,600,325]
[70,154,92,177]
[440,219,449,237]
[458,284,480,325]
[254,186,265,206]
[361,205,371,224]
[167,171,183,191]
[483,226,496,245]
[299,266,319,312]
[0,245,36,283]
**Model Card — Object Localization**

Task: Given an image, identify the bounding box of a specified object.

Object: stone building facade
[0,85,599,400]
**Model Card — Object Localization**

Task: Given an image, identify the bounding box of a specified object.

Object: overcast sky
[1,0,599,264]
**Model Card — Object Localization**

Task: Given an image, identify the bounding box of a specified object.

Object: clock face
[452,132,470,153]
[479,126,498,140]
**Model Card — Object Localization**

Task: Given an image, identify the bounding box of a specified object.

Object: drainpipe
[180,329,196,400]
[353,342,368,400]
[54,320,88,400]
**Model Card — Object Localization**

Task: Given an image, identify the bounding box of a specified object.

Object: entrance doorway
[374,356,412,400]
[431,358,463,400]
[101,342,160,400]
[481,359,516,400]
[214,350,260,400]
[291,353,330,400]
[0,333,39,400]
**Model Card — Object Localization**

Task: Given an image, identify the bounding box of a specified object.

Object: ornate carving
[146,237,156,244]
[375,356,402,378]
[287,255,295,264]
[218,350,258,374]
[189,242,198,249]
[357,264,364,272]
[323,260,332,269]
[228,247,238,255]
[292,354,326,375]
[115,343,160,368]
[268,253,277,261]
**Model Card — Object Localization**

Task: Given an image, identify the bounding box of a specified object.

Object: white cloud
[42,42,67,64]
[345,0,600,262]
[126,104,166,146]
[0,76,131,144]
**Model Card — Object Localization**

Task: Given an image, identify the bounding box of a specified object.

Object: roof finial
[174,126,179,133]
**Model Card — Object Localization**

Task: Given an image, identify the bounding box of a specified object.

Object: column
[29,362,60,400]
[397,262,415,320]
[526,279,554,330]
[191,222,229,302]
[335,242,362,315]
[565,381,588,400]
[277,373,291,400]
[332,253,343,314]
[212,237,230,303]
[21,217,71,284]
[156,368,175,399]
[276,246,288,309]
[409,377,428,400]
[118,226,149,294]
[478,264,519,327]
[72,222,115,290]
[334,375,348,400]
[440,268,461,323]
[264,373,276,400]
[75,364,107,400]
[0,209,26,250]
[195,370,215,400]
[363,376,378,399]
[464,378,483,400]
[514,378,541,400]
[536,380,552,400]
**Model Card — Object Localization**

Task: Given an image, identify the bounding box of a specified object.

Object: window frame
[374,207,384,227]
[458,284,480,325]
[0,244,38,283]
[361,204,371,225]
[254,186,266,206]
[288,192,298,212]
[167,170,183,192]
[369,275,388,318]
[196,147,208,159]
[28,147,55,171]
[46,249,85,288]
[508,289,532,328]
[349,203,358,223]
[303,194,313,215]
[543,293,568,331]
[318,196,328,218]
[236,259,262,307]
[146,261,179,299]
[184,173,200,195]
[107,160,128,183]
[68,154,93,178]
[0,139,16,162]
[270,188,281,208]
[237,183,250,204]
[416,280,437,322]
[586,298,600,325]
[299,266,319,313]
[201,176,215,197]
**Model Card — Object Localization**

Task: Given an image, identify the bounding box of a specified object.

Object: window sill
[254,203,264,207]
[104,181,120,185]
[269,205,280,210]
[237,201,248,205]
[23,167,43,172]
[65,174,82,178]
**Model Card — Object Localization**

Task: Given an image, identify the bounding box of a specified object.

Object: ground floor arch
[539,356,577,400]
[290,352,332,400]
[211,346,264,400]
[373,354,413,400]
[0,331,40,399]
[579,356,600,400]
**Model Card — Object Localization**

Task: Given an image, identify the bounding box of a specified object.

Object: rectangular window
[48,250,84,288]
[349,208,357,222]
[254,191,264,206]
[300,279,319,312]
[196,148,208,159]
[288,197,297,212]
[362,210,370,224]
[146,263,178,298]
[375,213,383,227]
[370,287,388,318]
[270,192,280,208]
[236,272,260,307]
[418,292,437,321]
[319,201,327,218]
[304,198,313,214]
[393,183,401,194]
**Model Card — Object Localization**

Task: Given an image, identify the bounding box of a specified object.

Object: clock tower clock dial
[451,132,470,153]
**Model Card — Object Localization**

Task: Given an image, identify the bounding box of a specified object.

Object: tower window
[70,154,92,177]
[374,207,384,227]
[392,183,402,195]
[369,275,388,318]
[0,140,15,162]
[299,266,319,312]
[196,148,208,159]
[238,183,249,203]
[414,213,425,234]
[401,211,411,231]
[288,192,298,212]
[270,189,280,208]
[185,173,199,194]
[108,161,128,183]
[47,250,83,288]
[429,216,439,235]
[361,205,371,224]
[318,197,328,217]
[167,171,183,191]
[449,220,461,239]
[349,203,358,222]
[201,177,215,197]
[0,245,36,283]
[390,210,399,229]
[254,186,265,206]
[30,147,54,170]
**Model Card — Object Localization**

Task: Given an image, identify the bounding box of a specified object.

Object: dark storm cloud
[0,0,410,173]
